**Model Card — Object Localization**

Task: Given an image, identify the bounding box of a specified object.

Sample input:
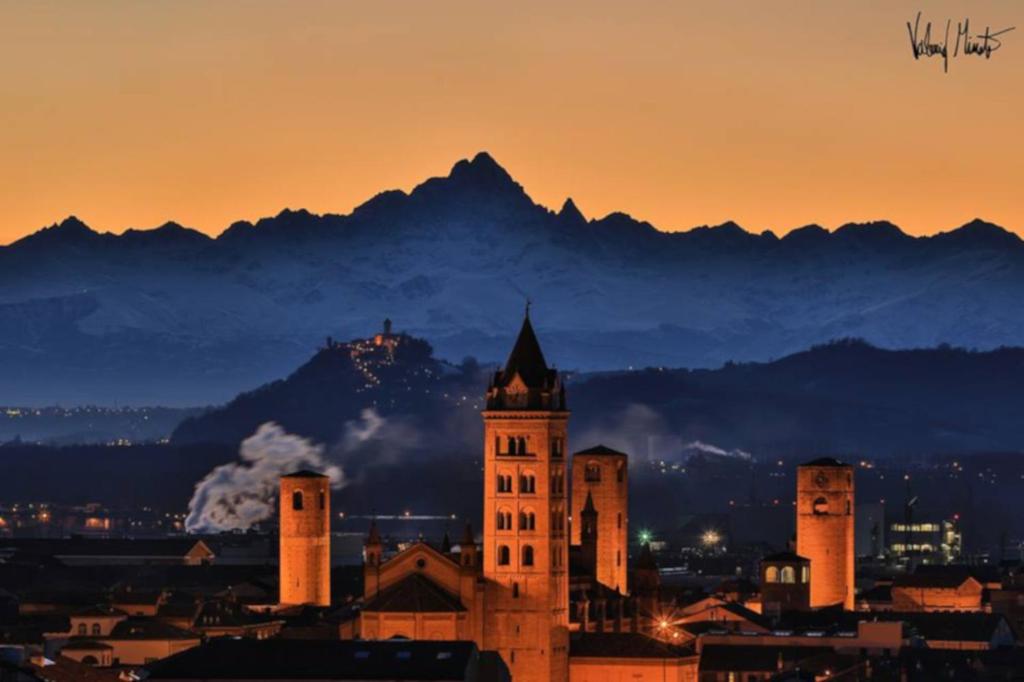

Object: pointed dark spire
[366,518,381,546]
[441,530,452,553]
[502,312,550,388]
[636,541,658,570]
[582,491,596,514]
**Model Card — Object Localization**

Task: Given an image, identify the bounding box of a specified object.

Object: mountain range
[3,151,1024,405]
[172,331,1024,459]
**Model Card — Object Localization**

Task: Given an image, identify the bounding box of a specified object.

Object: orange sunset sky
[0,1,1020,244]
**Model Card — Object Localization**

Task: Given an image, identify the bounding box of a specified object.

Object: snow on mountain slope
[2,152,1024,405]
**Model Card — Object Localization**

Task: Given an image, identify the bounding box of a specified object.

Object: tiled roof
[699,645,833,672]
[146,638,480,680]
[108,617,199,641]
[569,632,694,659]
[363,574,465,613]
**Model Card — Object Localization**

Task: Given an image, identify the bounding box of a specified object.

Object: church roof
[500,314,550,388]
[362,574,466,613]
[575,444,627,457]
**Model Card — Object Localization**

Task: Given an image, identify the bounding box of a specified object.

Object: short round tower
[279,471,331,606]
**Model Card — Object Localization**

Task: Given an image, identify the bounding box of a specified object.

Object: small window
[78,623,87,635]
[519,511,536,531]
[292,490,304,511]
[512,582,520,598]
[498,545,511,565]
[812,497,829,515]
[522,545,534,566]
[517,437,527,454]
[616,550,621,567]
[801,566,809,583]
[319,490,326,510]
[616,461,625,482]
[781,566,796,583]
[765,566,779,583]
[520,474,536,494]
[91,623,101,636]
[617,512,622,529]
[584,462,601,482]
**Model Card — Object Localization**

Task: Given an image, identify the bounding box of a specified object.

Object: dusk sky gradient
[1,1,1020,244]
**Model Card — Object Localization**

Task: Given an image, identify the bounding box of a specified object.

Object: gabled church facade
[359,314,696,682]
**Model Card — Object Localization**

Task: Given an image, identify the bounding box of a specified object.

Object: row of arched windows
[77,623,102,636]
[496,472,536,494]
[496,509,538,531]
[496,544,535,566]
[764,565,810,584]
[495,436,566,457]
[291,490,326,511]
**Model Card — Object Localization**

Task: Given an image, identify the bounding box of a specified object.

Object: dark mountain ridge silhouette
[173,332,1024,459]
[2,151,1024,405]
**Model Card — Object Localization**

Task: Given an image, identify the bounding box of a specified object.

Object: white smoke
[682,440,753,461]
[185,422,344,533]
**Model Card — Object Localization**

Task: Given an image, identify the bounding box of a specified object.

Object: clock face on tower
[815,472,829,488]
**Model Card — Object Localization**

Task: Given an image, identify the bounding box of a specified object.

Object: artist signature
[907,12,1015,72]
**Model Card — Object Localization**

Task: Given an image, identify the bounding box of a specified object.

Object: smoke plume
[185,422,344,533]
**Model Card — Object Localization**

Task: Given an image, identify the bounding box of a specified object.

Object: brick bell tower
[279,471,331,606]
[482,311,569,682]
[795,458,854,610]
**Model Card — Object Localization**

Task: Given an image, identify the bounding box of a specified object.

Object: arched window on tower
[507,436,516,455]
[497,473,512,493]
[780,566,796,584]
[517,437,527,454]
[812,497,829,515]
[520,473,536,494]
[319,490,325,510]
[520,510,536,531]
[91,623,101,636]
[77,624,87,636]
[801,566,810,583]
[292,490,304,511]
[522,545,534,566]
[584,462,601,482]
[497,545,510,566]
[765,566,779,583]
[497,509,512,530]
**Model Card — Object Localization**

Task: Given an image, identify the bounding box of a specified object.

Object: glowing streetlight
[701,529,721,547]
[638,530,653,545]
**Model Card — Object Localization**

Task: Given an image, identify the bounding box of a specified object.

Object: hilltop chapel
[355,313,698,682]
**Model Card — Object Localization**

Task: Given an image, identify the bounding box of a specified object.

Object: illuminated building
[279,471,331,606]
[760,551,810,616]
[571,445,628,594]
[795,458,854,609]
[480,310,569,682]
[356,314,697,682]
[888,518,962,564]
